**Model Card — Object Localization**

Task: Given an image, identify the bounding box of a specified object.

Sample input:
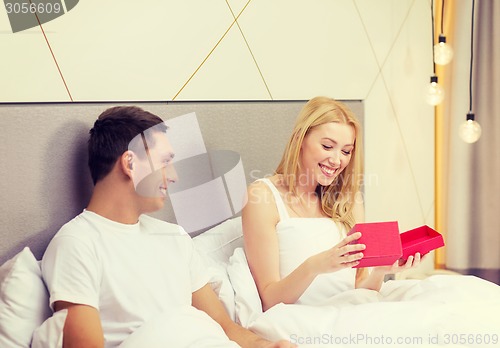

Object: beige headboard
[0,101,363,264]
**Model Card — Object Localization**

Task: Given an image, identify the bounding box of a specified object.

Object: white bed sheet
[195,219,500,348]
[247,275,500,347]
[2,218,499,348]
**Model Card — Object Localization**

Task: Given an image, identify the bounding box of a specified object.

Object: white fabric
[193,217,244,320]
[193,217,243,264]
[31,309,67,348]
[0,247,51,348]
[227,248,262,327]
[202,259,236,321]
[41,210,209,348]
[259,178,356,305]
[118,306,239,348]
[248,275,500,347]
[259,178,290,219]
[240,179,500,346]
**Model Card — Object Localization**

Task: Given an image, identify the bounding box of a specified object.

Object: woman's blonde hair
[276,96,363,230]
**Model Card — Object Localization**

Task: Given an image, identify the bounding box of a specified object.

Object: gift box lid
[349,221,402,268]
[400,225,445,260]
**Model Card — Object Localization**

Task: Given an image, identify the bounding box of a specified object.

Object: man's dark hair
[88,106,166,184]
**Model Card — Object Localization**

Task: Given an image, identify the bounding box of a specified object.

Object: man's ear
[120,151,135,177]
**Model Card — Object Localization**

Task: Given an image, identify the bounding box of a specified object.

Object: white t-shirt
[42,210,209,347]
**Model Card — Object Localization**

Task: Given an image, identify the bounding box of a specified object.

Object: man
[41,106,293,348]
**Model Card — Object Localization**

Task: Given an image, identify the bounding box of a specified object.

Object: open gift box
[400,225,445,261]
[348,222,445,268]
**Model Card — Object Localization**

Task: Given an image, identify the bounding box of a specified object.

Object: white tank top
[258,178,356,304]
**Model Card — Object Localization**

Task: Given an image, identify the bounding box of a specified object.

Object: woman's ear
[294,132,305,150]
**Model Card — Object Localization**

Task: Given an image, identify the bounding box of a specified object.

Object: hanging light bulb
[424,75,444,105]
[459,112,481,143]
[434,34,454,65]
[459,1,480,144]
[425,1,444,105]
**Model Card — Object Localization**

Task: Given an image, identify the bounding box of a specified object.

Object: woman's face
[299,122,355,188]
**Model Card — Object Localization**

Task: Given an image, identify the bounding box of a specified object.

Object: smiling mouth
[159,185,168,196]
[319,163,338,177]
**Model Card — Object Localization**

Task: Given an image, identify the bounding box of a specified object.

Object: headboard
[0,101,363,264]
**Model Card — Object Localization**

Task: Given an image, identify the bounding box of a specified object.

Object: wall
[0,1,435,266]
[0,101,364,263]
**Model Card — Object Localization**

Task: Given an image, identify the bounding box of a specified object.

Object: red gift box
[348,221,402,268]
[348,222,445,268]
[400,225,445,261]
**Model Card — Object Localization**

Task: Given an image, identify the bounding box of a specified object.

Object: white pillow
[31,309,67,348]
[0,247,51,348]
[226,247,263,327]
[201,258,236,321]
[193,217,244,264]
[193,217,244,320]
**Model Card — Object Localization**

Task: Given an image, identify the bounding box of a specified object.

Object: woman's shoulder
[244,176,281,226]
[250,174,285,190]
[246,175,285,205]
[247,177,273,200]
[248,175,287,200]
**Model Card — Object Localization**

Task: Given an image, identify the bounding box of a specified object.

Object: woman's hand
[307,232,366,276]
[372,252,425,275]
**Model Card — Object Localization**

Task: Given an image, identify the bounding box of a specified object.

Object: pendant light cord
[431,0,436,74]
[469,0,475,113]
[440,0,445,34]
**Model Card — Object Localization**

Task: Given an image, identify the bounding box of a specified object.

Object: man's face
[130,130,178,212]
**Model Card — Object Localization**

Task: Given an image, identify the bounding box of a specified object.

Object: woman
[242,96,421,311]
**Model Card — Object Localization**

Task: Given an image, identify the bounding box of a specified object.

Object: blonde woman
[242,97,421,311]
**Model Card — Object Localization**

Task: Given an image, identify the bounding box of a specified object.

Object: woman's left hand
[373,252,424,275]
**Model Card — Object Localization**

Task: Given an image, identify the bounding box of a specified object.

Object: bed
[1,102,499,347]
[195,218,500,347]
[2,217,500,347]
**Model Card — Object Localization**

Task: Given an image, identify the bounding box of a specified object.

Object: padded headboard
[0,101,363,264]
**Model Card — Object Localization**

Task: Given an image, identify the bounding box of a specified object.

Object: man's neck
[86,179,141,225]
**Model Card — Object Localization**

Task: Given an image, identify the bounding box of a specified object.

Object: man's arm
[191,284,294,348]
[54,301,104,348]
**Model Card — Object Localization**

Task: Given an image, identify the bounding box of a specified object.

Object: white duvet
[119,306,239,348]
[245,275,500,347]
[218,213,500,348]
